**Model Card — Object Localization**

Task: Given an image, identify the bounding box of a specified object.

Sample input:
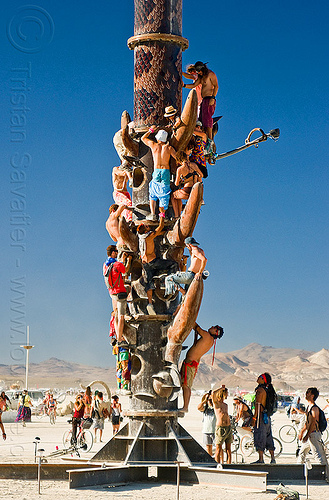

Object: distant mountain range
[199,343,329,391]
[1,343,328,392]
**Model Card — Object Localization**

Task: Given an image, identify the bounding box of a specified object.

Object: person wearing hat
[182,61,218,140]
[164,105,183,134]
[180,323,224,413]
[165,236,207,296]
[141,126,177,220]
[112,160,133,222]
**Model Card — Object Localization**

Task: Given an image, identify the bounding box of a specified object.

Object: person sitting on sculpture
[136,217,177,315]
[171,141,203,219]
[182,61,218,141]
[141,127,177,221]
[180,323,224,412]
[190,121,208,178]
[163,105,183,136]
[165,236,207,296]
[112,160,133,222]
[103,245,129,347]
[106,203,133,252]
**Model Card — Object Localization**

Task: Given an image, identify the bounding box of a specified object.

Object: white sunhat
[155,130,168,143]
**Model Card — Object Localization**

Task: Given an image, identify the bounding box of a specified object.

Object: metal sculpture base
[90,418,215,465]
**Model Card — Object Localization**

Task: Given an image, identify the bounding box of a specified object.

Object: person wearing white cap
[165,236,207,296]
[141,126,177,220]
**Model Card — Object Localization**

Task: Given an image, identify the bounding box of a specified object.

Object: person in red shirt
[71,394,85,445]
[103,245,128,346]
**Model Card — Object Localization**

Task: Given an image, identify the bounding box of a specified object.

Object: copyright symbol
[7,5,54,53]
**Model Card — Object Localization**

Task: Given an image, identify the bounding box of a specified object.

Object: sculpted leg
[165,277,204,365]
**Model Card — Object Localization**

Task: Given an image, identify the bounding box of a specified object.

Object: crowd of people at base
[198,375,328,467]
[71,386,123,445]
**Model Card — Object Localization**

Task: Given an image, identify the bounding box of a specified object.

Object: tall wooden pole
[128,0,188,130]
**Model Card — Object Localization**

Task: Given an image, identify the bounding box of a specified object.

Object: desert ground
[1,394,329,499]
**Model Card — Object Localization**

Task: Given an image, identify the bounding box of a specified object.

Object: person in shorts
[92,391,109,443]
[110,395,122,435]
[103,245,128,346]
[141,127,177,220]
[197,390,216,455]
[213,387,232,464]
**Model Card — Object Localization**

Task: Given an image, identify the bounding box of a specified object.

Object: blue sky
[1,1,328,369]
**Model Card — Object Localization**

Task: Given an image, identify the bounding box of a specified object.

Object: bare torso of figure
[151,142,173,169]
[177,161,200,188]
[142,233,156,263]
[184,331,214,363]
[106,213,124,246]
[214,401,231,427]
[200,70,217,98]
[188,246,206,274]
[112,167,128,192]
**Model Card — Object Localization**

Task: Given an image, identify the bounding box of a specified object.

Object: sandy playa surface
[0,478,328,500]
[1,395,329,498]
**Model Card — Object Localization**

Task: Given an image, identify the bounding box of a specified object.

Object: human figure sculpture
[112,161,133,222]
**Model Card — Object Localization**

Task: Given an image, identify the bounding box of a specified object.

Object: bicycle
[230,417,241,453]
[62,419,93,453]
[279,420,329,444]
[240,433,283,458]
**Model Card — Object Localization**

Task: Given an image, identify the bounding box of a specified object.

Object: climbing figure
[137,217,177,315]
[165,236,207,296]
[141,127,177,220]
[190,121,208,178]
[171,141,203,219]
[105,204,133,251]
[180,323,224,412]
[103,245,128,346]
[182,61,218,141]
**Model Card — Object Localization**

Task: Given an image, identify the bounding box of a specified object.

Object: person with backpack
[103,245,128,347]
[297,387,328,465]
[251,372,276,464]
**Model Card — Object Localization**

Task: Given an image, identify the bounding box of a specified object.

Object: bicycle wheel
[264,437,283,458]
[322,428,329,444]
[279,424,297,443]
[231,433,240,453]
[240,435,255,457]
[63,430,72,448]
[78,430,93,452]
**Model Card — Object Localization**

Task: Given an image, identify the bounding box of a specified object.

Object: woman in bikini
[171,141,203,218]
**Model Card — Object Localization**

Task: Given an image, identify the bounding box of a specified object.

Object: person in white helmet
[141,127,177,220]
